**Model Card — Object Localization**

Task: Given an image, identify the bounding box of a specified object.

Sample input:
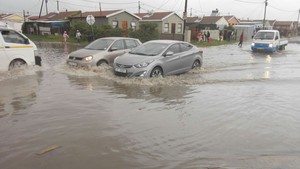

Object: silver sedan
[66,37,141,67]
[113,40,203,78]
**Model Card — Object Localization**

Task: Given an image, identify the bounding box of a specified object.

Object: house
[24,10,81,35]
[0,13,24,32]
[135,12,184,40]
[70,10,141,32]
[186,16,202,41]
[273,21,298,37]
[199,16,228,30]
[224,16,239,26]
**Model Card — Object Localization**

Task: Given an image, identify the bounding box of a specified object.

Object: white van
[0,27,41,71]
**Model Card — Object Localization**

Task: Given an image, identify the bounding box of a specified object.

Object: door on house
[122,21,127,30]
[171,23,176,34]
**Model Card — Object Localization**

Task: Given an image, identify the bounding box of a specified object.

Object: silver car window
[166,44,180,54]
[130,43,168,56]
[85,39,114,50]
[111,40,125,50]
[180,43,193,52]
[125,39,138,49]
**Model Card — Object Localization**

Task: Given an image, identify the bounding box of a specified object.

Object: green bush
[70,22,124,41]
[129,22,159,42]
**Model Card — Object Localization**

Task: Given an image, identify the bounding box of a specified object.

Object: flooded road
[1,40,300,169]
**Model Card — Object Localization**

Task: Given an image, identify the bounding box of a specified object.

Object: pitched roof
[135,12,175,21]
[32,10,81,21]
[186,16,201,23]
[274,21,295,26]
[200,16,223,24]
[74,10,122,18]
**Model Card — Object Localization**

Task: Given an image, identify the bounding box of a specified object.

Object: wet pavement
[1,39,300,169]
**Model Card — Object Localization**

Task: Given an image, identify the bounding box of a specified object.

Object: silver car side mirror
[165,51,174,56]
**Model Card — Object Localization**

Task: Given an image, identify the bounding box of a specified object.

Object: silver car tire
[97,60,108,67]
[150,67,163,78]
[192,60,201,69]
[9,59,27,70]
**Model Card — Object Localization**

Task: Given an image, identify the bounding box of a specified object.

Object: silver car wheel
[192,60,201,69]
[9,59,27,70]
[97,60,108,67]
[150,67,163,78]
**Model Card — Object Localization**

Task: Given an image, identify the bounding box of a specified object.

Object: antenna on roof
[147,10,153,16]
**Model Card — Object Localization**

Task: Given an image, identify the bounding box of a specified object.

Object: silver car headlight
[84,56,93,61]
[134,60,154,68]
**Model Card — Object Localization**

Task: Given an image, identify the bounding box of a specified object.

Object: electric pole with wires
[263,0,268,29]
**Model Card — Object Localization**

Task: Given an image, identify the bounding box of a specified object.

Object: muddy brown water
[1,40,300,169]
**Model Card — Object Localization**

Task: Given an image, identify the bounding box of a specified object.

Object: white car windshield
[130,43,168,56]
[254,32,275,40]
[85,39,114,50]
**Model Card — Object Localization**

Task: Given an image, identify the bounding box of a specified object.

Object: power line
[232,0,263,4]
[268,4,298,13]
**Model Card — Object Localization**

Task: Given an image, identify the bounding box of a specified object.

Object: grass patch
[193,39,237,47]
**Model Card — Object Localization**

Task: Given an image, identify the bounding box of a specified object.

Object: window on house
[131,22,136,30]
[164,23,169,33]
[112,21,118,28]
[177,23,182,33]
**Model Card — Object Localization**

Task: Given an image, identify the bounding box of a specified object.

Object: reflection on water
[0,72,42,118]
[67,74,194,106]
[1,41,300,169]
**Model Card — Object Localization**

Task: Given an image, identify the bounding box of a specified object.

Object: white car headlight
[251,43,255,46]
[269,44,273,48]
[134,60,154,68]
[84,56,93,61]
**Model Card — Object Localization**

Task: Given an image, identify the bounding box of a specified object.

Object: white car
[0,27,41,71]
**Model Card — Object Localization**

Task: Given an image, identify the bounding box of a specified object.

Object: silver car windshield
[254,32,275,40]
[130,43,168,56]
[85,39,114,50]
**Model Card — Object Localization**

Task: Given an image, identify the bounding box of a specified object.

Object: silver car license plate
[68,61,77,66]
[115,67,126,73]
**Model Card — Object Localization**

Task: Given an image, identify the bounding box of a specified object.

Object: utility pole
[138,1,141,14]
[45,0,48,14]
[57,0,60,12]
[99,2,102,16]
[23,10,26,22]
[297,9,300,35]
[263,0,268,29]
[183,0,188,41]
[39,0,44,18]
[190,8,192,17]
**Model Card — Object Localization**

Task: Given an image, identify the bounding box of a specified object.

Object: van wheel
[97,60,108,67]
[192,60,201,69]
[150,66,163,78]
[9,59,27,70]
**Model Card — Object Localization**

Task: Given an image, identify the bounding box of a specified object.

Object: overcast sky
[0,0,299,21]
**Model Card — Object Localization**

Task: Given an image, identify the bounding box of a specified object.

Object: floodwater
[1,39,300,169]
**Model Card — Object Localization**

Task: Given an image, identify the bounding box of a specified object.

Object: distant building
[70,10,141,33]
[0,13,24,32]
[224,16,239,26]
[24,10,81,35]
[273,21,298,37]
[199,16,228,30]
[135,12,184,40]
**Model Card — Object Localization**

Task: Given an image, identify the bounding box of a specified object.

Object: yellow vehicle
[0,27,41,71]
